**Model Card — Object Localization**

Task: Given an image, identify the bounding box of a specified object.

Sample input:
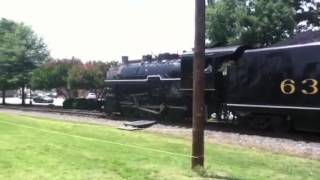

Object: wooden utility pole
[192,0,206,168]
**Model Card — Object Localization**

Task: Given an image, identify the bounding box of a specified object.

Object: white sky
[0,0,195,61]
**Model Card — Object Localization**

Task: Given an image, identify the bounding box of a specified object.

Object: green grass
[0,113,319,180]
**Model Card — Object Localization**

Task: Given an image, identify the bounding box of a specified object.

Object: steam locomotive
[104,42,320,132]
[104,54,186,120]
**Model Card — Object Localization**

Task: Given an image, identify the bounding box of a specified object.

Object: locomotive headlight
[211,113,217,119]
[228,112,234,121]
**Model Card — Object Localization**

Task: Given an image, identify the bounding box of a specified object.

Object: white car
[86,93,97,99]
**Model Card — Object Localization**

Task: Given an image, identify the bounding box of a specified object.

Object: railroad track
[1,104,319,139]
[0,105,106,118]
[1,104,319,143]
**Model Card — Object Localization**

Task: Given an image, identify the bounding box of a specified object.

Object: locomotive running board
[227,103,320,111]
[105,75,180,83]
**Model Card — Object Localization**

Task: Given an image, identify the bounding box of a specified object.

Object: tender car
[33,96,54,103]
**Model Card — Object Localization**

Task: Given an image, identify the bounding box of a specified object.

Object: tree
[31,59,117,98]
[14,22,49,105]
[207,0,215,6]
[0,76,18,104]
[206,0,296,46]
[0,18,49,105]
[67,61,117,97]
[30,58,82,98]
[293,0,320,31]
[0,19,22,104]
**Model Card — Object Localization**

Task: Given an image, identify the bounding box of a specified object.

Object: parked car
[86,93,97,99]
[33,96,54,103]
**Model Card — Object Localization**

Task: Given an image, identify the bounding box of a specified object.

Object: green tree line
[0,18,116,105]
[206,0,320,46]
[0,18,49,105]
[30,59,117,98]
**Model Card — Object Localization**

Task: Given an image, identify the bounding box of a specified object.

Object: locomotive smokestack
[142,55,152,62]
[122,56,129,64]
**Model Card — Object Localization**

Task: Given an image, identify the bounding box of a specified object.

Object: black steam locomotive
[104,42,320,132]
[104,54,186,120]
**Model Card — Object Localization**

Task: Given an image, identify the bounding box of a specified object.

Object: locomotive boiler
[104,54,188,119]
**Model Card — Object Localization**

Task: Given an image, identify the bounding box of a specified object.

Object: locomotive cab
[180,45,250,120]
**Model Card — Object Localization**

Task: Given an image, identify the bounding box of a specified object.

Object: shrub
[63,99,74,109]
[63,98,101,110]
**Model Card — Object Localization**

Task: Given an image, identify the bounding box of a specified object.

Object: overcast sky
[0,0,195,61]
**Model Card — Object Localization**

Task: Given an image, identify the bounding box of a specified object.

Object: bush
[73,98,97,110]
[63,98,102,110]
[63,99,74,109]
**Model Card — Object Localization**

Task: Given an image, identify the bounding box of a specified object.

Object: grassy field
[0,113,319,180]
